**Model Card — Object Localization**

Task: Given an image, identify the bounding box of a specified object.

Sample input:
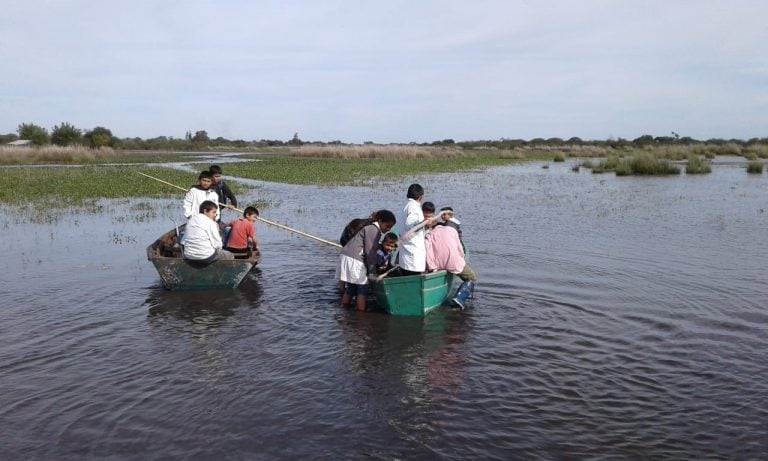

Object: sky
[2,1,767,144]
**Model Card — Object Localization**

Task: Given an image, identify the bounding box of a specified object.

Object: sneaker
[451,297,465,310]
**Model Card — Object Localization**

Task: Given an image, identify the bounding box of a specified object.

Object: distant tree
[566,137,583,145]
[18,123,50,145]
[84,126,115,148]
[51,122,83,146]
[192,130,209,145]
[288,132,303,146]
[633,134,655,147]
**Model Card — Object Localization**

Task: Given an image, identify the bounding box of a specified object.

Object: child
[224,206,259,257]
[339,210,396,311]
[209,165,238,222]
[183,201,234,264]
[421,201,435,220]
[375,232,398,274]
[183,171,219,221]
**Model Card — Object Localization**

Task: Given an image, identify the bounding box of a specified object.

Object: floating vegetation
[746,161,764,174]
[206,153,530,186]
[685,155,712,175]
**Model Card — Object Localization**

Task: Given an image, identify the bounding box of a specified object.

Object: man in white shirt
[183,201,234,264]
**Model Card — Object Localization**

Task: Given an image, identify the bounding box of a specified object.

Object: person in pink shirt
[425,209,476,309]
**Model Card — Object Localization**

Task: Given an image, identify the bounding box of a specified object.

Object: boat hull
[147,226,260,290]
[372,271,458,316]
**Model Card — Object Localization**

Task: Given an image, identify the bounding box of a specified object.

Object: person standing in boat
[183,201,234,264]
[339,210,397,311]
[396,183,427,276]
[209,165,237,223]
[183,171,219,221]
[425,208,476,309]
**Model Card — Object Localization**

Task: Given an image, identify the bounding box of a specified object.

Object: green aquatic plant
[0,166,251,207]
[553,152,566,162]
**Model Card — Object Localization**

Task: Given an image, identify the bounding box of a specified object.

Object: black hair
[243,206,259,217]
[198,170,213,180]
[381,232,398,245]
[406,183,424,200]
[199,200,218,213]
[376,209,396,224]
[422,201,435,213]
[209,165,223,174]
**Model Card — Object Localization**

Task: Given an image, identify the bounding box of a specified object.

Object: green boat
[147,225,260,290]
[371,271,459,316]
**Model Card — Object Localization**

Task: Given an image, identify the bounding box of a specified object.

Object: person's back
[425,224,465,274]
[183,201,234,264]
[340,217,372,246]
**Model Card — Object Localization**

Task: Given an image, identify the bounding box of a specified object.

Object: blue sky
[2,1,766,143]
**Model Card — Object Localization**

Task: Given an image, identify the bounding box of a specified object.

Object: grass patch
[0,166,250,207]
[553,152,566,162]
[746,161,764,174]
[685,155,712,174]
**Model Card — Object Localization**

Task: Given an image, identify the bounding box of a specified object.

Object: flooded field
[1,160,767,459]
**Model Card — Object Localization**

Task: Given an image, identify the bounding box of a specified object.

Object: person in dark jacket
[209,165,237,222]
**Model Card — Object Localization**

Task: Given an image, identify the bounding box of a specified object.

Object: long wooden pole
[137,171,342,248]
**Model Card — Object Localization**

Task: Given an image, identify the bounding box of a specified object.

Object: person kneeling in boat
[183,200,234,264]
[339,210,397,311]
[224,206,260,258]
[425,209,477,309]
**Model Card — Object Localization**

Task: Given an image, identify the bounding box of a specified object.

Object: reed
[553,152,566,162]
[685,155,712,175]
[746,161,763,174]
[287,144,464,159]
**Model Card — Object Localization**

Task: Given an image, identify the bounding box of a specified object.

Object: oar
[375,264,399,281]
[395,214,442,246]
[137,171,342,248]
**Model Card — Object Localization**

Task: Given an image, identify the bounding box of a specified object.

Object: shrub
[553,152,566,162]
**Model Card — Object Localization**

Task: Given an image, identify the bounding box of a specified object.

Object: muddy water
[1,160,767,459]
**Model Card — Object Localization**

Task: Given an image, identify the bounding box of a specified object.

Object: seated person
[225,206,260,257]
[375,232,398,274]
[425,209,476,309]
[182,200,234,264]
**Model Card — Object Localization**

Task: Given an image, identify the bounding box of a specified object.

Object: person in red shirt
[224,206,259,257]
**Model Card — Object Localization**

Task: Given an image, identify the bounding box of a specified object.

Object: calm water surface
[1,160,767,459]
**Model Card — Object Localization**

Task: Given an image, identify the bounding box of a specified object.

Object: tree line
[2,122,766,150]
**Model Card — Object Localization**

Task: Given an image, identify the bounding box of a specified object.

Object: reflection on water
[1,160,767,459]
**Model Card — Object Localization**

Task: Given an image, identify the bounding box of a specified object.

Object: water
[1,160,767,459]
